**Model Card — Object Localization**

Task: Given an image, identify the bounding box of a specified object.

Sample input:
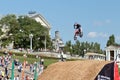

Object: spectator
[16,75,19,80]
[41,59,44,65]
[39,64,44,74]
[0,57,1,66]
[40,59,42,65]
[60,54,64,61]
[1,71,4,78]
[5,66,8,76]
[3,50,8,55]
[25,75,29,80]
[0,70,2,80]
[1,57,4,67]
[8,51,12,56]
[18,64,22,72]
[30,64,33,72]
[4,75,8,80]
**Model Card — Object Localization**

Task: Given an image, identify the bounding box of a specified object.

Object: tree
[73,40,81,55]
[0,14,52,50]
[64,40,72,54]
[0,14,19,47]
[64,40,103,56]
[93,42,100,53]
[106,34,115,46]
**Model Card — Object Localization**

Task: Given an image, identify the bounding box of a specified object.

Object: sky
[0,0,120,49]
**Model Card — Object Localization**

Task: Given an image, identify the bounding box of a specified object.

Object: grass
[44,58,58,67]
[0,51,59,67]
[12,55,59,67]
[0,51,61,69]
[0,51,79,68]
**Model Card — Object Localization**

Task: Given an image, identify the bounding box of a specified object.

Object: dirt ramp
[38,60,110,80]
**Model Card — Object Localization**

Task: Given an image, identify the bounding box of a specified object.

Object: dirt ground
[38,60,111,80]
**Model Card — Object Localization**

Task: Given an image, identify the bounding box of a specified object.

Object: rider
[74,23,82,36]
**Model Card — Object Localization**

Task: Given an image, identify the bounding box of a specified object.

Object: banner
[11,60,14,80]
[34,63,38,80]
[95,62,114,80]
[22,60,25,80]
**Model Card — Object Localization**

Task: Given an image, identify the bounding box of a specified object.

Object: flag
[11,60,14,80]
[22,60,25,80]
[114,62,119,80]
[34,63,38,80]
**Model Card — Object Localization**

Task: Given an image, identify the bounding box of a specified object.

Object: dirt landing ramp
[38,60,111,80]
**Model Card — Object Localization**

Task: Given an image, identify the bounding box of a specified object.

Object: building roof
[105,45,120,50]
[85,52,105,57]
[28,12,51,29]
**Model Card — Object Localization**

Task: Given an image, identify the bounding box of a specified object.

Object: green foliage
[64,41,72,54]
[106,34,120,47]
[64,40,102,56]
[44,59,58,67]
[0,14,52,50]
[106,34,115,46]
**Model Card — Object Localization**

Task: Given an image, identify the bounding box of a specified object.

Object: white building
[84,52,105,60]
[28,11,51,35]
[105,45,120,61]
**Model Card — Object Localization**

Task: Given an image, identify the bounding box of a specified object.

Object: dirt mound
[38,60,111,80]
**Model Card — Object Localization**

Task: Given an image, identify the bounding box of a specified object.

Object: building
[28,11,51,35]
[52,31,64,52]
[105,45,120,61]
[84,52,105,60]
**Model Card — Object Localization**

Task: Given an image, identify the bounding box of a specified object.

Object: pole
[22,61,25,80]
[29,33,33,53]
[45,35,46,52]
[30,37,32,52]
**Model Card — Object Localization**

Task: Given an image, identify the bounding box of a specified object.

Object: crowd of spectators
[0,51,45,80]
